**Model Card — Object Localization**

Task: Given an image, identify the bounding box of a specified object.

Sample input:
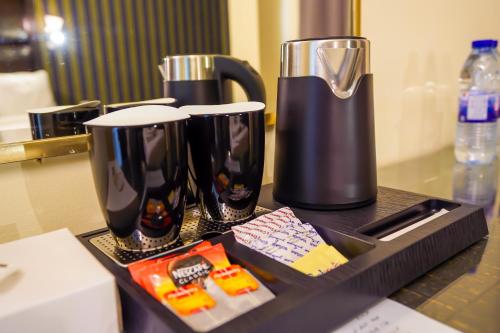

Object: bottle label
[458,93,498,123]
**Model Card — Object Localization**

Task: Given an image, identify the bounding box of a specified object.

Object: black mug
[181,102,265,222]
[29,100,101,140]
[84,105,190,251]
[160,55,267,207]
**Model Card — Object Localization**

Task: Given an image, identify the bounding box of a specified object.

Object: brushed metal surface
[299,0,361,38]
[89,206,271,267]
[280,37,370,99]
[160,54,216,81]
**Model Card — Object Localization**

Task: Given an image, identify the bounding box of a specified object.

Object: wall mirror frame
[0,133,88,164]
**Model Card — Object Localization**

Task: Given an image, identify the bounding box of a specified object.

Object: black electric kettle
[158,54,266,105]
[273,37,377,210]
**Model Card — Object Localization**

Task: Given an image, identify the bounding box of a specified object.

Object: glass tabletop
[1,145,498,332]
[379,147,500,333]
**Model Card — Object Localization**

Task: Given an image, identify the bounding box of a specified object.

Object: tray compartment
[313,225,375,259]
[218,223,375,283]
[357,199,460,239]
[133,232,294,298]
[77,185,488,333]
[118,232,298,333]
[216,232,314,286]
[225,251,291,296]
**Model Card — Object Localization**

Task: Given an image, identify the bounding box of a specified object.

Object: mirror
[0,0,230,162]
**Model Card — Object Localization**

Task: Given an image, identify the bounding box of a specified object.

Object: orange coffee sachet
[210,264,259,296]
[134,242,231,315]
[164,284,216,316]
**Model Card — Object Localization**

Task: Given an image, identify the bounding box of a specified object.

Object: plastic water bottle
[494,47,500,150]
[453,162,497,217]
[455,39,499,164]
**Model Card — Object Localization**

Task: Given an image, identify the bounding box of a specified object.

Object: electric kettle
[273,37,377,209]
[158,54,266,105]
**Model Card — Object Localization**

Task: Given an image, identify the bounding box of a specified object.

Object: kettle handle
[213,55,266,103]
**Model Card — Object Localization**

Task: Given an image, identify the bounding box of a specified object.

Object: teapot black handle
[213,55,266,103]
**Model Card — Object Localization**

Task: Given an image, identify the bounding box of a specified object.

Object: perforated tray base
[89,206,271,267]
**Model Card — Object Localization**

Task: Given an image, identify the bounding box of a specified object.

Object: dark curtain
[32,0,230,105]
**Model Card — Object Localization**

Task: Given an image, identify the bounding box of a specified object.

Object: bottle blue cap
[472,39,498,49]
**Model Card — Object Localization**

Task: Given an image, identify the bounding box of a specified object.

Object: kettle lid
[280,36,370,99]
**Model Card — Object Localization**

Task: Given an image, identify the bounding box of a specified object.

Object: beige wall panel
[364,0,500,166]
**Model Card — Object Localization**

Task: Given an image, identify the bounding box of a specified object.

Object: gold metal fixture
[264,112,275,126]
[352,0,361,36]
[0,134,90,164]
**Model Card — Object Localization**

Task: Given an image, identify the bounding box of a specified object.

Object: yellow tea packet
[290,243,348,277]
[210,264,259,296]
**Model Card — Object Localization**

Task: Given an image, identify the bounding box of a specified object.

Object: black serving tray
[78,185,488,333]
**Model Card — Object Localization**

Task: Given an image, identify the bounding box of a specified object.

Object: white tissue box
[0,229,120,333]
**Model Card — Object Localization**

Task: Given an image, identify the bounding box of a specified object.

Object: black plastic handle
[213,55,266,103]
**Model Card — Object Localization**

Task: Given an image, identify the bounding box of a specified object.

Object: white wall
[364,0,500,166]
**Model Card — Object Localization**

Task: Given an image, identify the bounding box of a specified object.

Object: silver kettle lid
[158,54,216,81]
[280,37,370,99]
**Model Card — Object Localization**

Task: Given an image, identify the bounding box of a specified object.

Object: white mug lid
[180,101,265,116]
[106,97,176,109]
[27,100,101,114]
[84,105,189,127]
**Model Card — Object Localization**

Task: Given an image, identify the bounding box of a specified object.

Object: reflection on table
[453,161,498,218]
[382,148,500,333]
